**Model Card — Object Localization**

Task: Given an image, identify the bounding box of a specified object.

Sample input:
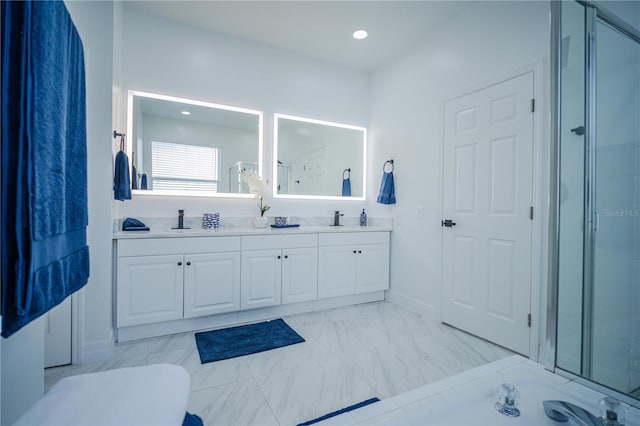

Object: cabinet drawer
[318,232,389,247]
[242,234,317,250]
[118,236,241,257]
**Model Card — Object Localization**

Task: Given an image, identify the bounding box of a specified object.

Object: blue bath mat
[195,319,305,363]
[182,412,203,426]
[297,398,381,425]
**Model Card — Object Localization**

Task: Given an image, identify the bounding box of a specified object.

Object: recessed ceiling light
[181,111,191,116]
[353,29,368,40]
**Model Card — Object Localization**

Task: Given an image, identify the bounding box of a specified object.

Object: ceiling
[124,1,473,72]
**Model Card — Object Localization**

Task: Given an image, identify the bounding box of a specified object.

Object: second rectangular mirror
[274,114,366,200]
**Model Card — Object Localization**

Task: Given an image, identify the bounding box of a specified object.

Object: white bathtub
[319,356,640,425]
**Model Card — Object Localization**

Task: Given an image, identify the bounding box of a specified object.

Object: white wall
[115,9,370,220]
[1,318,44,425]
[367,1,550,320]
[65,0,116,362]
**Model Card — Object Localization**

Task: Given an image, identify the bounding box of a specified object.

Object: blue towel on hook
[377,172,396,204]
[342,178,351,197]
[114,150,131,200]
[131,163,138,190]
[1,0,90,337]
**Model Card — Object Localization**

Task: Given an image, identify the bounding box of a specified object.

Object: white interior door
[442,72,534,356]
[304,146,326,195]
[45,298,71,368]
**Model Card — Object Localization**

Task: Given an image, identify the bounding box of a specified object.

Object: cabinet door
[117,255,184,327]
[241,249,282,310]
[356,244,390,293]
[282,247,318,304]
[318,246,356,299]
[183,252,241,318]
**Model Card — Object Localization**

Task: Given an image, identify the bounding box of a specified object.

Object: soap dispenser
[360,209,367,226]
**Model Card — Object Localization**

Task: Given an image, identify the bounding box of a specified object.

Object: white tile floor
[45,301,513,426]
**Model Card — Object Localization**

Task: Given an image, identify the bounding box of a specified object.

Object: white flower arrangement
[240,169,270,217]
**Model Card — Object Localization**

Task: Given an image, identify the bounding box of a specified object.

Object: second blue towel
[377,172,396,204]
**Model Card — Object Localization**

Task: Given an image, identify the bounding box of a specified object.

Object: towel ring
[343,168,351,179]
[383,159,394,173]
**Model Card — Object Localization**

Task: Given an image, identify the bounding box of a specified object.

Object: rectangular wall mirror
[127,91,262,197]
[274,114,366,200]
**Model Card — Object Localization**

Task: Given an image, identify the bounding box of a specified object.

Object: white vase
[253,216,268,228]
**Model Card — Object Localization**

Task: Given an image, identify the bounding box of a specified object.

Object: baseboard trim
[385,290,436,321]
[117,292,385,342]
[81,329,114,363]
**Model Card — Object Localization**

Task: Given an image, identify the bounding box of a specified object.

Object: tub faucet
[333,210,344,226]
[543,399,625,426]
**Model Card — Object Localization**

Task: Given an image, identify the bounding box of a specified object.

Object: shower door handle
[570,125,585,135]
[441,219,456,227]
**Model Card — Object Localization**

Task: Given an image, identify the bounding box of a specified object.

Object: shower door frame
[548,0,640,405]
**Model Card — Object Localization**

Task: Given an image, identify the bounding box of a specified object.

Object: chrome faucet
[543,399,625,426]
[332,210,344,226]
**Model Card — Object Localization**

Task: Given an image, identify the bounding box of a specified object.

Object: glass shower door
[556,0,586,378]
[591,18,640,396]
[556,1,640,401]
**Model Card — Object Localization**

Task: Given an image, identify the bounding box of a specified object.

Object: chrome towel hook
[383,159,394,173]
[343,168,351,179]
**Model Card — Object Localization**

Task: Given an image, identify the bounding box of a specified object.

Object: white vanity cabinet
[116,237,241,327]
[183,252,241,319]
[240,249,282,310]
[318,232,390,299]
[117,254,185,327]
[281,247,318,304]
[240,234,318,309]
[115,228,390,341]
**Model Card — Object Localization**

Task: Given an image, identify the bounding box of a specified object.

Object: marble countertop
[113,215,392,240]
[114,225,391,240]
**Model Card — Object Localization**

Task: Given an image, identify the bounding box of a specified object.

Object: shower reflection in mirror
[273,113,366,200]
[127,91,263,197]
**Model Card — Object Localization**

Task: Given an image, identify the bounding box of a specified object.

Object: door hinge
[531,98,535,113]
[527,313,532,328]
[529,206,534,220]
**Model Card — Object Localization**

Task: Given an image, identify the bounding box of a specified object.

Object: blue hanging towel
[377,172,396,204]
[140,173,148,190]
[131,163,138,190]
[1,0,90,337]
[114,149,131,200]
[342,178,351,196]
